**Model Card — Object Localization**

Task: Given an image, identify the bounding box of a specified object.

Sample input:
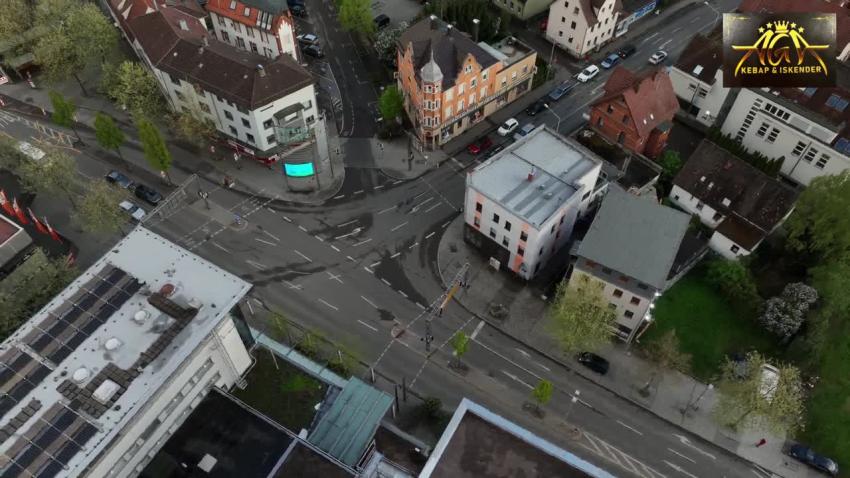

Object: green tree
[17,149,80,207]
[548,274,616,354]
[34,0,80,29]
[641,330,691,395]
[713,352,805,434]
[449,331,469,368]
[102,61,165,118]
[374,22,408,63]
[0,137,28,172]
[94,113,126,160]
[48,91,81,142]
[705,258,760,305]
[659,150,682,181]
[137,118,173,184]
[338,0,375,36]
[785,170,850,261]
[379,86,404,123]
[173,107,217,149]
[531,379,553,413]
[73,180,128,234]
[423,0,503,43]
[0,0,32,45]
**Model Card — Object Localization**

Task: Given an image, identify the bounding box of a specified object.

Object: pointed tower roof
[420,44,443,84]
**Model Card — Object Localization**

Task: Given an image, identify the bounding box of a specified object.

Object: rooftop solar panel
[26,365,50,385]
[107,290,131,309]
[47,347,72,365]
[80,319,100,336]
[64,333,86,350]
[104,268,127,285]
[91,279,113,298]
[0,396,15,417]
[9,353,31,372]
[54,441,81,465]
[34,460,64,478]
[76,292,98,311]
[74,423,97,444]
[93,305,114,323]
[122,279,143,296]
[12,443,41,470]
[0,459,26,478]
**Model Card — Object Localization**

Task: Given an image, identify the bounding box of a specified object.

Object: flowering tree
[758,282,818,338]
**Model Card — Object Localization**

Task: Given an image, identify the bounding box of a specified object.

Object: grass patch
[233,348,327,431]
[641,272,779,380]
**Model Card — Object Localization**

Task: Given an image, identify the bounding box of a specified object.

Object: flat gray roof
[467,127,601,229]
[577,187,689,289]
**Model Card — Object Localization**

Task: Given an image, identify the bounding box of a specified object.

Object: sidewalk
[436,214,814,478]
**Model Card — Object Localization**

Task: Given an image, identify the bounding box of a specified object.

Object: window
[803,147,818,163]
[263,119,273,129]
[520,231,528,242]
[501,236,509,247]
[803,87,817,96]
[222,31,230,42]
[630,296,641,306]
[764,103,791,120]
[476,202,483,212]
[624,311,635,319]
[505,221,511,231]
[228,125,237,135]
[696,201,704,210]
[236,37,246,49]
[619,275,630,283]
[517,246,525,256]
[217,14,225,25]
[826,94,849,112]
[474,216,480,227]
[169,74,180,85]
[791,141,806,156]
[622,114,628,123]
[243,7,250,16]
[539,247,544,256]
[815,154,830,169]
[471,78,477,87]
[229,0,236,8]
[242,118,250,127]
[550,224,556,233]
[755,122,769,137]
[246,133,255,143]
[613,289,623,298]
[199,103,211,114]
[596,117,603,127]
[561,16,566,22]
[617,131,625,144]
[573,7,579,14]
[568,36,573,43]
[489,228,497,239]
[697,88,708,98]
[224,110,234,121]
[607,104,614,113]
[730,245,740,253]
[250,42,258,53]
[267,134,276,144]
[766,127,779,143]
[712,212,723,221]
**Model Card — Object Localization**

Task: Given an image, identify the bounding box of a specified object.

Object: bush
[705,258,761,307]
[707,128,783,176]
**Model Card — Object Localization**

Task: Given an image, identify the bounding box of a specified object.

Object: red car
[467,136,493,155]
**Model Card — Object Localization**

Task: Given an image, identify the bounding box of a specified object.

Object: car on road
[601,53,621,69]
[466,136,493,155]
[287,0,304,6]
[297,33,319,46]
[497,118,519,136]
[786,444,839,476]
[525,99,549,116]
[17,141,45,162]
[290,4,306,16]
[577,352,610,375]
[648,50,668,65]
[618,44,637,58]
[119,200,146,221]
[105,170,135,190]
[374,14,390,29]
[513,123,536,141]
[301,44,324,58]
[134,183,163,206]
[576,64,599,82]
[483,143,505,159]
[547,81,576,102]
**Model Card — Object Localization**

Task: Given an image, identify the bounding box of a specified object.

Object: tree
[0,0,32,45]
[49,91,81,142]
[137,118,173,184]
[17,150,80,207]
[73,180,128,234]
[34,0,80,29]
[173,107,217,149]
[0,137,28,172]
[379,86,404,123]
[548,274,616,354]
[714,352,805,434]
[338,0,375,36]
[449,331,469,368]
[785,170,850,260]
[659,150,682,181]
[705,258,760,305]
[102,61,165,118]
[641,330,691,395]
[94,113,125,160]
[423,0,503,43]
[758,282,818,338]
[531,379,553,413]
[374,22,408,63]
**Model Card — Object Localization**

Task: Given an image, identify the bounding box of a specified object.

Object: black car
[374,14,390,29]
[302,44,324,58]
[547,81,576,102]
[482,143,505,159]
[290,4,306,16]
[105,170,135,190]
[618,44,637,58]
[287,0,304,6]
[787,444,839,476]
[135,184,163,206]
[525,99,548,116]
[577,352,610,375]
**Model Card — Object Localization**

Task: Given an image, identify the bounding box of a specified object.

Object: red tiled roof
[593,66,679,139]
[107,0,164,38]
[207,0,260,28]
[738,0,850,51]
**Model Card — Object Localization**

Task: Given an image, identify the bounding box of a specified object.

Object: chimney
[446,24,453,36]
[257,65,266,77]
[178,19,188,31]
[429,14,438,30]
[472,18,480,42]
[527,166,536,181]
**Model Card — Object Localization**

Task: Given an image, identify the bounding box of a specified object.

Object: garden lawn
[233,347,327,431]
[641,274,779,380]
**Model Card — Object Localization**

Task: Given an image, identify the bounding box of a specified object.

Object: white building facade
[207,0,298,62]
[545,0,621,58]
[670,67,728,127]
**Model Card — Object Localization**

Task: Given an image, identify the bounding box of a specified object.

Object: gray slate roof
[578,187,689,289]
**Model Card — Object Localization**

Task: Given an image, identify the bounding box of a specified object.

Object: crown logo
[773,20,790,32]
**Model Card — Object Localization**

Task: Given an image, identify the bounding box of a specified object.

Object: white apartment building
[0,227,254,477]
[119,6,318,158]
[669,33,729,127]
[720,87,850,186]
[571,187,689,342]
[545,0,622,58]
[206,0,298,61]
[464,126,604,280]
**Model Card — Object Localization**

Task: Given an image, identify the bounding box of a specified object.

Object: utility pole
[421,263,470,354]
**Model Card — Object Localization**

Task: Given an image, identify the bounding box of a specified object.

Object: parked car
[466,136,493,155]
[525,99,549,116]
[374,14,390,29]
[547,81,576,102]
[119,200,146,221]
[577,64,599,82]
[786,444,839,476]
[17,141,45,162]
[618,44,637,58]
[134,183,163,205]
[290,4,306,16]
[297,33,319,46]
[497,118,519,136]
[483,143,505,159]
[601,53,621,69]
[648,50,668,65]
[105,170,135,190]
[302,44,324,58]
[513,123,536,141]
[287,0,304,6]
[577,352,609,375]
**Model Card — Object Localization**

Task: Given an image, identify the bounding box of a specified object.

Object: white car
[577,65,599,82]
[497,118,519,136]
[297,33,319,46]
[648,50,668,65]
[119,200,146,221]
[18,141,45,162]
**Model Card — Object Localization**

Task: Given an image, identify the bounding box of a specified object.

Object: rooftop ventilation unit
[72,368,90,384]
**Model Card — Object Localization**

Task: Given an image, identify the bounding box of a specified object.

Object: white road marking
[672,434,716,460]
[330,245,340,252]
[689,16,700,23]
[416,303,426,310]
[515,348,531,358]
[246,300,254,315]
[354,189,364,194]
[413,191,428,200]
[255,238,276,246]
[668,449,696,464]
[671,27,682,34]
[377,206,395,214]
[334,194,345,199]
[283,216,292,222]
[409,242,418,249]
[370,261,382,268]
[314,235,324,242]
[390,221,408,232]
[640,32,660,44]
[211,242,229,252]
[358,320,378,331]
[294,250,312,262]
[424,203,441,213]
[347,255,356,262]
[533,361,551,372]
[616,420,644,436]
[591,83,605,94]
[298,225,308,232]
[327,272,344,284]
[335,227,363,240]
[246,260,265,269]
[263,230,280,242]
[393,180,403,185]
[284,280,302,290]
[252,298,263,306]
[364,267,373,274]
[381,278,391,286]
[353,238,372,246]
[398,290,408,298]
[266,207,275,213]
[475,340,542,381]
[663,460,699,478]
[441,221,451,228]
[361,296,378,308]
[470,320,486,340]
[390,252,401,259]
[318,299,339,311]
[374,184,385,189]
[338,219,358,227]
[502,371,534,389]
[412,197,434,212]
[425,231,436,239]
[659,39,673,49]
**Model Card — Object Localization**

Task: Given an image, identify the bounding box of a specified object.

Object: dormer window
[244,7,250,16]
[229,0,236,9]
[424,85,433,93]
[721,198,731,207]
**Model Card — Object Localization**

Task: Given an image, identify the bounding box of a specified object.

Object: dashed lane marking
[211,242,229,253]
[294,250,312,262]
[370,261,381,268]
[424,203,441,214]
[363,267,373,274]
[298,225,308,232]
[381,278,391,286]
[330,245,340,252]
[337,219,358,227]
[255,238,276,246]
[441,221,451,228]
[398,290,408,298]
[327,272,344,284]
[263,230,280,241]
[377,206,395,215]
[358,320,378,332]
[617,420,644,436]
[314,235,324,242]
[408,242,418,249]
[391,221,408,232]
[390,252,401,259]
[667,449,695,464]
[246,260,265,270]
[347,255,356,262]
[353,238,372,246]
[361,295,378,308]
[318,299,338,311]
[425,231,436,239]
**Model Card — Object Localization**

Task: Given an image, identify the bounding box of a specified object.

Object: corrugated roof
[307,378,392,467]
[577,187,689,289]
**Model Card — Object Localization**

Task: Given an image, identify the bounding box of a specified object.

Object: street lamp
[544,103,563,133]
